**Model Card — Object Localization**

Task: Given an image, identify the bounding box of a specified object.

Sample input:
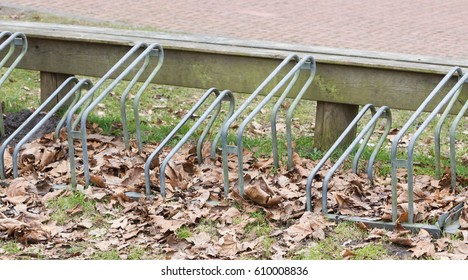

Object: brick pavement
[1,0,467,59]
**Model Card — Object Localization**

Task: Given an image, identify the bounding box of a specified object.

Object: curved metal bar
[404,72,468,224]
[305,104,376,212]
[351,118,377,174]
[321,106,391,214]
[121,51,152,149]
[11,79,92,177]
[271,55,317,169]
[144,88,220,195]
[449,98,468,191]
[202,94,236,164]
[0,32,14,70]
[54,80,94,139]
[0,32,28,138]
[159,90,234,197]
[0,31,14,138]
[80,43,161,186]
[390,66,463,223]
[66,43,146,187]
[208,97,236,163]
[434,72,464,178]
[0,77,79,178]
[237,56,314,195]
[390,67,463,159]
[0,32,28,86]
[196,102,223,164]
[284,57,317,169]
[133,44,164,153]
[366,109,392,185]
[220,54,299,195]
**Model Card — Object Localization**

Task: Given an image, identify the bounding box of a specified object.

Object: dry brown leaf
[90,175,106,188]
[153,215,187,233]
[23,228,50,243]
[341,248,356,259]
[244,179,282,207]
[6,177,29,197]
[123,229,141,240]
[187,232,211,249]
[0,218,28,232]
[219,234,239,257]
[410,239,435,258]
[78,220,93,229]
[284,212,329,242]
[65,205,83,216]
[110,217,128,229]
[39,148,56,169]
[223,207,241,224]
[389,237,414,247]
[121,167,144,186]
[453,240,468,255]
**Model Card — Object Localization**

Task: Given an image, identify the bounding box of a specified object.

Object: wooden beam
[1,20,467,149]
[1,33,464,115]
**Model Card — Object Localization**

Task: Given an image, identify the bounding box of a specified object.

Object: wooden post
[40,72,74,110]
[314,101,359,150]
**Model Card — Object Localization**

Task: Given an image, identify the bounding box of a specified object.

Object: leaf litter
[1,122,468,260]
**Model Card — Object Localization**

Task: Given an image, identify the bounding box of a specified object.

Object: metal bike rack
[448,97,468,191]
[0,31,28,138]
[305,104,391,211]
[66,42,164,188]
[303,67,467,237]
[142,88,235,198]
[0,77,93,178]
[391,67,467,226]
[219,54,316,197]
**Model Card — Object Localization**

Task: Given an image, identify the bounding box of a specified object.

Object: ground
[1,107,468,260]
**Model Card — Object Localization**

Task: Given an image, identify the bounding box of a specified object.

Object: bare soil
[0,109,61,146]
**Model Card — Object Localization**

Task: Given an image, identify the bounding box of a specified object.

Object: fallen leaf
[219,234,239,257]
[90,175,106,188]
[187,232,211,249]
[153,215,187,233]
[341,248,356,259]
[410,239,435,258]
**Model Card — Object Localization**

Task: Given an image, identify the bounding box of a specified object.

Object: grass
[196,218,218,237]
[92,249,121,260]
[244,210,273,237]
[176,226,192,240]
[1,241,22,254]
[127,246,146,260]
[46,191,97,225]
[305,222,389,260]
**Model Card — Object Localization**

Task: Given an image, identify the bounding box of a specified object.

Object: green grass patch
[46,191,96,225]
[92,249,121,260]
[128,246,146,260]
[176,226,192,240]
[244,210,272,237]
[354,244,388,260]
[196,218,218,236]
[1,241,22,254]
[305,222,368,260]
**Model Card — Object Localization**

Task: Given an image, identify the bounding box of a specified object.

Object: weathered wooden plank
[4,37,466,114]
[1,21,467,149]
[0,21,466,112]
